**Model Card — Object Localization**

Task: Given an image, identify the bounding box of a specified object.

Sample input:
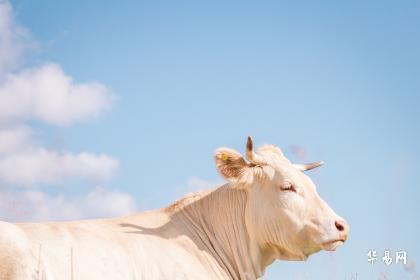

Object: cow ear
[214,148,249,181]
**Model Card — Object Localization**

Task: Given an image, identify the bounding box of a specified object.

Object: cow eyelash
[280,182,296,192]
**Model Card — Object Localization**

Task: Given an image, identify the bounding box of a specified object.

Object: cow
[0,137,348,280]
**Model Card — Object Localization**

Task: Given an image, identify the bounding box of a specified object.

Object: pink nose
[335,220,349,240]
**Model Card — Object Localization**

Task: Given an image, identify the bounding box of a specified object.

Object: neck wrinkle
[169,184,264,280]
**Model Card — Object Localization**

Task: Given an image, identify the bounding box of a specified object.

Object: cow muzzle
[321,219,349,251]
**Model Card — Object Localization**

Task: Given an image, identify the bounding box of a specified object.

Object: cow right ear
[214,148,249,182]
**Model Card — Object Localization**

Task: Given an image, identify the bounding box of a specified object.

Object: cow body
[0,210,230,280]
[0,138,349,280]
[1,186,257,280]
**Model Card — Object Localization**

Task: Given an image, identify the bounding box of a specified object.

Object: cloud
[0,1,118,187]
[0,1,134,221]
[0,149,119,186]
[0,125,32,156]
[0,124,119,186]
[0,63,113,126]
[0,187,137,222]
[0,1,113,128]
[172,176,222,199]
[0,0,32,77]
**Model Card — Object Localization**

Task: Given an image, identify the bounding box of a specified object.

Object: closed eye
[280,182,296,192]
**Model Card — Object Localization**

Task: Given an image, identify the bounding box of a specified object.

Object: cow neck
[169,184,267,280]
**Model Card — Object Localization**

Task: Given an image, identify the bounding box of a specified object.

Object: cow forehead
[256,146,316,189]
[256,145,290,164]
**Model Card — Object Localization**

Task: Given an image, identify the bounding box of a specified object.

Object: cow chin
[321,240,344,251]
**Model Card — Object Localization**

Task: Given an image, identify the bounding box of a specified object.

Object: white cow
[0,137,348,280]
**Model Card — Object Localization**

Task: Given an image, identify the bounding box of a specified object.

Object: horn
[246,136,266,166]
[293,161,324,171]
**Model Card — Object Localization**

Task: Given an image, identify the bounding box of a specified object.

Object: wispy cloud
[185,177,221,192]
[171,176,222,200]
[0,0,32,77]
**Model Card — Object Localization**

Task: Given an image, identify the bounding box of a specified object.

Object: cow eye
[280,182,295,192]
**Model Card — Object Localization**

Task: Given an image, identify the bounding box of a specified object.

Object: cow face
[214,137,348,261]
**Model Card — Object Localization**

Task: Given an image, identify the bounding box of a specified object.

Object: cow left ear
[214,148,249,182]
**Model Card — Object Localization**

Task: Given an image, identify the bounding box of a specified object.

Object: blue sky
[2,0,420,279]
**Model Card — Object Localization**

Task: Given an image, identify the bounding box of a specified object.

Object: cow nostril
[335,220,345,232]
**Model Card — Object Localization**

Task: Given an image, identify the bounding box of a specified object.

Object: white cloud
[0,149,119,186]
[0,63,113,126]
[0,125,33,155]
[0,1,133,221]
[0,1,118,188]
[0,187,137,222]
[0,124,119,186]
[0,0,32,77]
[0,2,113,128]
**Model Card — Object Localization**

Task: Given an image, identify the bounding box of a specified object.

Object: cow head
[214,137,348,261]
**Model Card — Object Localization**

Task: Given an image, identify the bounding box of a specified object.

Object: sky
[1,0,419,279]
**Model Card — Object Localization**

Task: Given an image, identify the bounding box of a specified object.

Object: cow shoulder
[0,221,33,279]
